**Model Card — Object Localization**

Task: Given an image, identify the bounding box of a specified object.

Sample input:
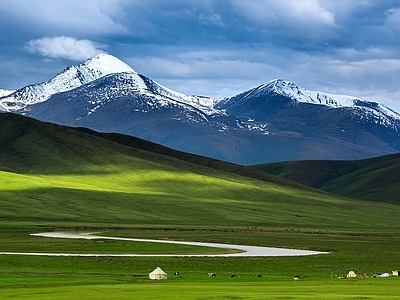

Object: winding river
[0,232,327,257]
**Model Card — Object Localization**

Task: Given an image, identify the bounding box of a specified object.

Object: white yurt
[346,271,357,278]
[149,267,168,280]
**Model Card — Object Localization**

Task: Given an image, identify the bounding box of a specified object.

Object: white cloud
[0,0,129,36]
[126,52,284,98]
[326,58,400,80]
[128,54,278,81]
[230,0,335,27]
[385,8,400,26]
[336,47,395,60]
[26,36,104,61]
[227,0,339,50]
[199,13,225,27]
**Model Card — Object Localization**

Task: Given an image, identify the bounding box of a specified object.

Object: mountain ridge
[1,54,399,165]
[2,54,399,119]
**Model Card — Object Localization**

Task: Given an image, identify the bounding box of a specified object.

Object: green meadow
[1,113,400,299]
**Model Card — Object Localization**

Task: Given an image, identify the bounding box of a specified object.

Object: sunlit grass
[1,280,400,300]
[2,165,400,231]
[2,114,400,298]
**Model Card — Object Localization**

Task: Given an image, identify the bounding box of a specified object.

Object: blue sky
[1,0,400,111]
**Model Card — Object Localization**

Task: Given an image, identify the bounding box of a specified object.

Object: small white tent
[346,271,357,278]
[149,267,168,280]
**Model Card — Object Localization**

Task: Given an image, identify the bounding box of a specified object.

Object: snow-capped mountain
[274,79,400,129]
[1,54,399,165]
[218,79,400,123]
[0,53,134,111]
[0,53,220,116]
[22,71,226,125]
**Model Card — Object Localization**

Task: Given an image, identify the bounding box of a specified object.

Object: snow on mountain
[0,53,135,111]
[228,79,400,125]
[0,88,16,111]
[1,53,399,138]
[1,53,220,116]
[1,54,399,165]
[0,88,15,97]
[86,53,134,75]
[46,71,221,120]
[266,79,356,107]
[138,76,220,115]
[270,79,400,121]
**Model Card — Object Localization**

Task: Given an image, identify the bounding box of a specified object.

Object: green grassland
[1,278,400,300]
[1,113,400,299]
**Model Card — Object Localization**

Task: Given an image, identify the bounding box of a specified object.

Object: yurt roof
[150,267,167,275]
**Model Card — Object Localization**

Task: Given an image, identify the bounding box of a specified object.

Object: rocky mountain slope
[1,54,399,165]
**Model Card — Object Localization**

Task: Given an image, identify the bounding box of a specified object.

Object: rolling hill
[1,112,400,232]
[0,112,297,187]
[252,154,400,204]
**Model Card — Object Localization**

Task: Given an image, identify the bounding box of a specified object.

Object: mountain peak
[244,79,399,123]
[0,54,137,111]
[83,53,136,76]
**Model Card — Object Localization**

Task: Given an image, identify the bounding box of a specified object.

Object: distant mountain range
[1,53,399,165]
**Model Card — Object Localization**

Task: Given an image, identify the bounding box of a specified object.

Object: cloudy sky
[1,0,400,111]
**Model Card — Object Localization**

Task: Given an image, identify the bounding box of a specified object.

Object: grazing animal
[231,274,236,278]
[208,273,216,277]
[174,272,180,276]
[257,274,262,278]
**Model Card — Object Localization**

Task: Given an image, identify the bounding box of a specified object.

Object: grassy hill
[1,112,399,231]
[252,154,400,204]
